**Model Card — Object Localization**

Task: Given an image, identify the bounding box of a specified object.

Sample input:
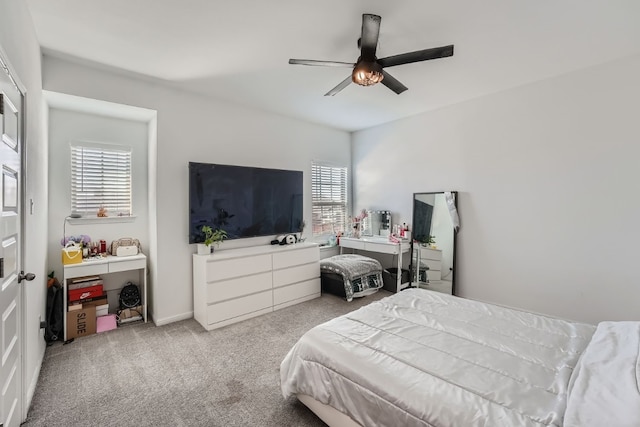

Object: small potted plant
[297,219,306,242]
[421,235,436,248]
[197,226,228,255]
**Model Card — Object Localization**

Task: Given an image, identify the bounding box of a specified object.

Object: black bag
[45,278,64,345]
[119,282,141,309]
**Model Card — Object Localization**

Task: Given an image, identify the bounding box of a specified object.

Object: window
[311,162,348,235]
[70,143,132,216]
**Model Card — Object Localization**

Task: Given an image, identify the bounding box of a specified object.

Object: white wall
[42,55,351,325]
[353,54,640,324]
[46,107,150,284]
[0,0,47,417]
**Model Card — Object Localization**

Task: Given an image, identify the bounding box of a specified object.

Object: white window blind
[311,162,348,235]
[70,144,132,216]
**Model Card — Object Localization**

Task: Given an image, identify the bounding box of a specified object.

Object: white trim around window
[70,142,132,217]
[311,161,348,235]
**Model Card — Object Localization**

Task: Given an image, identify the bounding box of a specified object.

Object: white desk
[339,236,411,293]
[62,253,147,340]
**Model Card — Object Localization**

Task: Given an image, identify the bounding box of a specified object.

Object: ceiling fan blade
[289,59,355,67]
[360,14,381,60]
[381,71,408,95]
[324,76,352,96]
[378,45,454,68]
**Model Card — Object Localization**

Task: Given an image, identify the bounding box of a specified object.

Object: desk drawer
[109,258,146,273]
[364,241,398,254]
[65,263,108,278]
[340,239,365,250]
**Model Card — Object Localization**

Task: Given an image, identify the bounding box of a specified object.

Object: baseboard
[153,311,193,326]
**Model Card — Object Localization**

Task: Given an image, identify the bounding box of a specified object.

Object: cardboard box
[68,275,103,290]
[79,295,107,307]
[66,306,97,339]
[68,294,107,312]
[68,285,103,302]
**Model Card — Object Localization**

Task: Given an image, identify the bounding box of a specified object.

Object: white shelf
[62,254,148,340]
[66,215,138,225]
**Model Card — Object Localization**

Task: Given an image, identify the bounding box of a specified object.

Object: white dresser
[415,245,442,281]
[192,242,320,330]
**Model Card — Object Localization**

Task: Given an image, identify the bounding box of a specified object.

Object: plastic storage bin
[382,268,410,292]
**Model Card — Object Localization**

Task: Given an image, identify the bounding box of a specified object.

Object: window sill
[67,215,137,225]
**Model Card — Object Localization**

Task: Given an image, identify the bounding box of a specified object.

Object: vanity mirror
[361,210,392,237]
[411,191,458,295]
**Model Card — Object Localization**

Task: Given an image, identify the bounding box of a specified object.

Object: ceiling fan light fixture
[352,61,384,86]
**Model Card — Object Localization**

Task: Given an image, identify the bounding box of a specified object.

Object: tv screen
[189,162,303,243]
[413,199,434,243]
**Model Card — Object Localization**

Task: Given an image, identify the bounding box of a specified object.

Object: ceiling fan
[289,13,454,96]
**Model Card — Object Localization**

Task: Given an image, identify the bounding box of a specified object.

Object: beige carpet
[25,290,391,426]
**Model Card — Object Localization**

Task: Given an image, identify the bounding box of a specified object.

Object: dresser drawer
[207,290,272,325]
[273,262,319,288]
[426,270,442,281]
[420,248,442,261]
[207,272,272,304]
[273,278,320,306]
[421,259,442,271]
[207,254,272,282]
[273,246,319,269]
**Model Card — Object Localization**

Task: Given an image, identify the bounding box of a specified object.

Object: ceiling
[25,0,640,132]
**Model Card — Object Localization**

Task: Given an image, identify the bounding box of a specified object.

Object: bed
[280,288,640,427]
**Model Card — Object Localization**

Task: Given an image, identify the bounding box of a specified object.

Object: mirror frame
[410,191,458,295]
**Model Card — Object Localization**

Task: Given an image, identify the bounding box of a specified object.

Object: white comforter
[564,321,640,426]
[280,289,596,427]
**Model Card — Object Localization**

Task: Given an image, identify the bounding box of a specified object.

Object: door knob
[18,271,36,283]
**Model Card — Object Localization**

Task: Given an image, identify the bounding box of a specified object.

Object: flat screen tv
[189,162,303,243]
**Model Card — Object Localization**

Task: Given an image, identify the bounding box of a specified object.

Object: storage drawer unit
[193,243,320,330]
[419,247,442,282]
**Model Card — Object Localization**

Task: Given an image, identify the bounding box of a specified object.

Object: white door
[0,52,25,427]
